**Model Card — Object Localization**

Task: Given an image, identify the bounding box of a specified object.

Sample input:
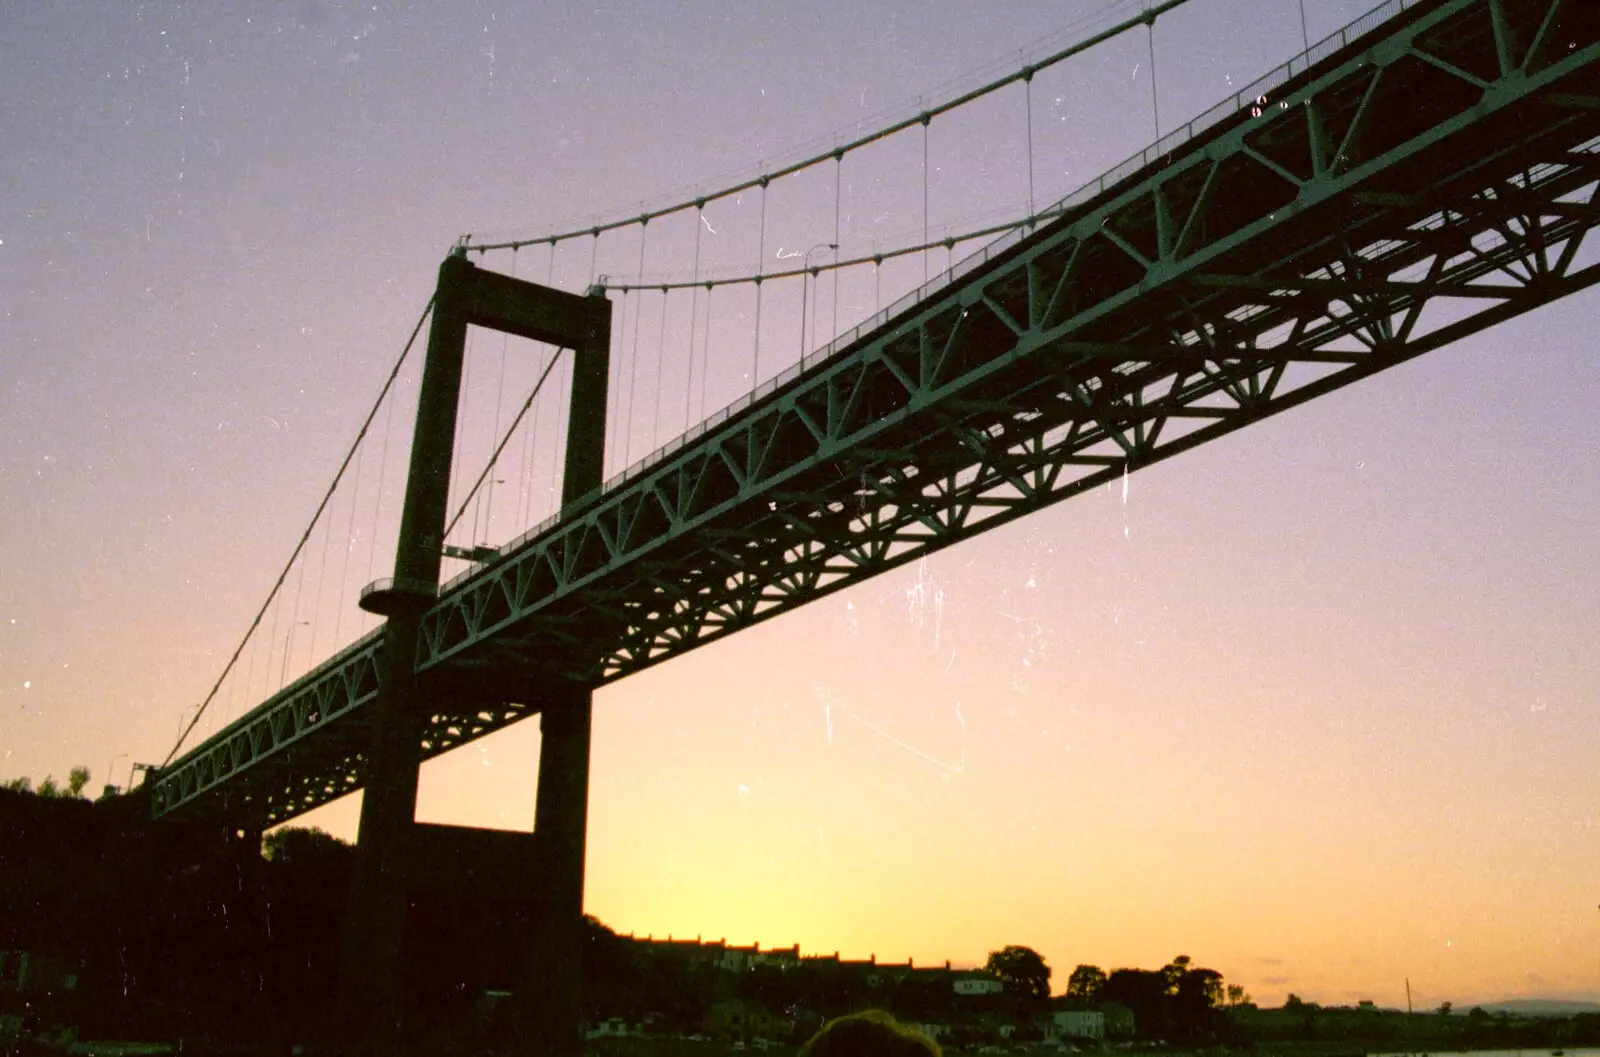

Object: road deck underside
[155,0,1600,829]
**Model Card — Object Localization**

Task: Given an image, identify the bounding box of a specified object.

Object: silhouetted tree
[5,767,92,798]
[66,766,90,798]
[1066,963,1107,1005]
[1161,954,1192,994]
[262,824,348,866]
[985,945,1051,1002]
[1104,969,1169,1036]
[1172,966,1225,1037]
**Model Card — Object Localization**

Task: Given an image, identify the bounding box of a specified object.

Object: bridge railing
[437,0,1426,597]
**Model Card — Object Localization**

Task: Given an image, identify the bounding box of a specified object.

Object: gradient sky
[3,0,1598,1012]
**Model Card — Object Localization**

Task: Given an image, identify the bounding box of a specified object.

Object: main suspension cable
[464,0,1194,254]
[162,296,437,768]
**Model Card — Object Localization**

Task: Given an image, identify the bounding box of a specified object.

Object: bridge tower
[342,250,611,1055]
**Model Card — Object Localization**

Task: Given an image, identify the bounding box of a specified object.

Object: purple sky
[3,0,1598,1008]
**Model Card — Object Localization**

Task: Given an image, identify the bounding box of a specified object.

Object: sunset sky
[3,0,1597,1012]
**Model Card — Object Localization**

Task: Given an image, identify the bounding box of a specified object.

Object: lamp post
[854,233,882,318]
[800,242,837,359]
[280,619,310,686]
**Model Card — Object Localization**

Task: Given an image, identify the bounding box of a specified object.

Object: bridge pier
[513,693,592,1049]
[340,251,610,1055]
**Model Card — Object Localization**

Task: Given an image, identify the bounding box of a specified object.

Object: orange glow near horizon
[6,0,1597,1020]
[294,367,1600,1012]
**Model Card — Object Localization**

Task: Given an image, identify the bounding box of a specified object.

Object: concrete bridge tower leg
[337,250,611,1055]
[339,251,473,1052]
[516,268,610,1055]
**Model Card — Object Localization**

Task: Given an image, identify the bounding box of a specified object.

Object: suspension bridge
[133,0,1599,1046]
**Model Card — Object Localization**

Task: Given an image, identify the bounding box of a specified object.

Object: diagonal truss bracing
[154,0,1600,826]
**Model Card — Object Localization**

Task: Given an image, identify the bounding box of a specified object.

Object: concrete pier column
[518,693,593,1054]
[336,254,610,1054]
[340,252,473,1052]
[516,285,609,1055]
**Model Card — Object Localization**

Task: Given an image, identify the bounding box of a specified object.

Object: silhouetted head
[799,1010,942,1057]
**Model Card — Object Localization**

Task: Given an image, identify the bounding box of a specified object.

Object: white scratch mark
[700,214,717,235]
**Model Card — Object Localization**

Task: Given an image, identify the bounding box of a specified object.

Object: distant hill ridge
[1475,999,1600,1017]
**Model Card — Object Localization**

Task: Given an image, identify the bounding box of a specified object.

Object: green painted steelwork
[153,0,1600,828]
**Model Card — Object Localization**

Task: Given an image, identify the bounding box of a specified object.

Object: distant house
[1051,1009,1106,1040]
[953,970,1005,996]
[871,958,915,988]
[585,1017,639,1039]
[626,934,730,972]
[706,997,783,1041]
[751,944,800,969]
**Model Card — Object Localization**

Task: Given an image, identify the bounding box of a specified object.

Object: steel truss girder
[154,0,1600,825]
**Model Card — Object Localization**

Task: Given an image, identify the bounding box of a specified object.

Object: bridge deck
[154,0,1600,826]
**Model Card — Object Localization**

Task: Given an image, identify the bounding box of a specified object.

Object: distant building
[751,944,800,969]
[871,958,915,987]
[954,970,1005,996]
[1051,1009,1106,1040]
[585,1017,639,1039]
[706,997,783,1041]
[626,935,807,973]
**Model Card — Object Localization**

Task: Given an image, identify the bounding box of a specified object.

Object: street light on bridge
[800,242,838,360]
